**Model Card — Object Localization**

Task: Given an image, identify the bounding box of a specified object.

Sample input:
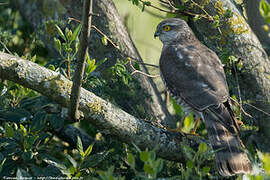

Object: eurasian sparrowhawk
[154,18,252,176]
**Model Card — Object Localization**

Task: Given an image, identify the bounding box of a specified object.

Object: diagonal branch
[0,52,204,162]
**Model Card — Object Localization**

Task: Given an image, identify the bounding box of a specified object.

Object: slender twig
[68,18,160,76]
[139,0,177,14]
[69,0,93,121]
[232,62,243,116]
[158,0,214,21]
[125,56,159,68]
[68,17,81,23]
[165,90,170,106]
[68,18,120,50]
[243,103,270,117]
[182,10,210,20]
[91,25,120,50]
[129,60,160,78]
[230,97,252,118]
[165,0,176,12]
[159,0,170,4]
[134,61,159,68]
[190,0,213,21]
[0,41,12,54]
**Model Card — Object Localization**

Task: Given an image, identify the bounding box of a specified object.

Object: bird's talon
[165,126,185,136]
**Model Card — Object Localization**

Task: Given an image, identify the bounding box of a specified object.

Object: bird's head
[154,18,192,45]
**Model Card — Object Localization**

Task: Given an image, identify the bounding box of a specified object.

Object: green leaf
[133,61,140,70]
[96,57,108,67]
[262,153,270,175]
[20,124,27,136]
[132,0,139,6]
[265,16,270,23]
[67,30,73,41]
[74,171,81,177]
[140,150,150,162]
[77,136,84,157]
[71,24,82,42]
[74,36,80,54]
[154,159,164,173]
[260,0,268,16]
[142,3,145,12]
[5,123,14,138]
[171,97,184,116]
[0,108,31,123]
[31,55,37,62]
[0,158,6,173]
[81,151,110,168]
[84,144,94,157]
[101,35,108,46]
[55,24,66,41]
[43,158,67,170]
[85,55,97,74]
[66,47,72,53]
[193,15,201,22]
[186,160,194,169]
[48,64,56,71]
[198,143,208,153]
[182,145,195,160]
[65,153,77,168]
[30,111,47,131]
[65,27,70,38]
[202,166,210,175]
[143,163,155,175]
[228,55,238,63]
[127,153,135,168]
[54,38,61,52]
[183,113,193,130]
[144,1,151,6]
[149,150,156,160]
[68,165,76,175]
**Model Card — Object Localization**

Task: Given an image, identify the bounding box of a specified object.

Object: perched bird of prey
[154,18,252,176]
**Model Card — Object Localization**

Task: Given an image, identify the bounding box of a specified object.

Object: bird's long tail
[203,104,252,176]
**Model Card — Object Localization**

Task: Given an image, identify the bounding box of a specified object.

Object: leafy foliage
[260,0,270,36]
[53,23,81,78]
[0,0,269,179]
[260,0,270,23]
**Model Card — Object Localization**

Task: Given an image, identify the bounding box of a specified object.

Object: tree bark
[0,52,203,162]
[245,0,270,55]
[184,0,270,150]
[14,0,173,126]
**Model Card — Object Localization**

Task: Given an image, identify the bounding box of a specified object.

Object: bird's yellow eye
[163,25,171,31]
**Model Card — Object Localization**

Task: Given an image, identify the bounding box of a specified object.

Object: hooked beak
[154,31,160,38]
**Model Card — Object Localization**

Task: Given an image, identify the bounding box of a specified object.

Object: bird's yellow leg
[165,116,200,136]
[165,116,185,136]
[190,117,200,136]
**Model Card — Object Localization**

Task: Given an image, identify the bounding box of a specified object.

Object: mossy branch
[0,52,204,162]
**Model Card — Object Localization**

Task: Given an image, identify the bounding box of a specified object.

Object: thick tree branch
[70,0,93,120]
[14,0,174,126]
[0,52,203,162]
